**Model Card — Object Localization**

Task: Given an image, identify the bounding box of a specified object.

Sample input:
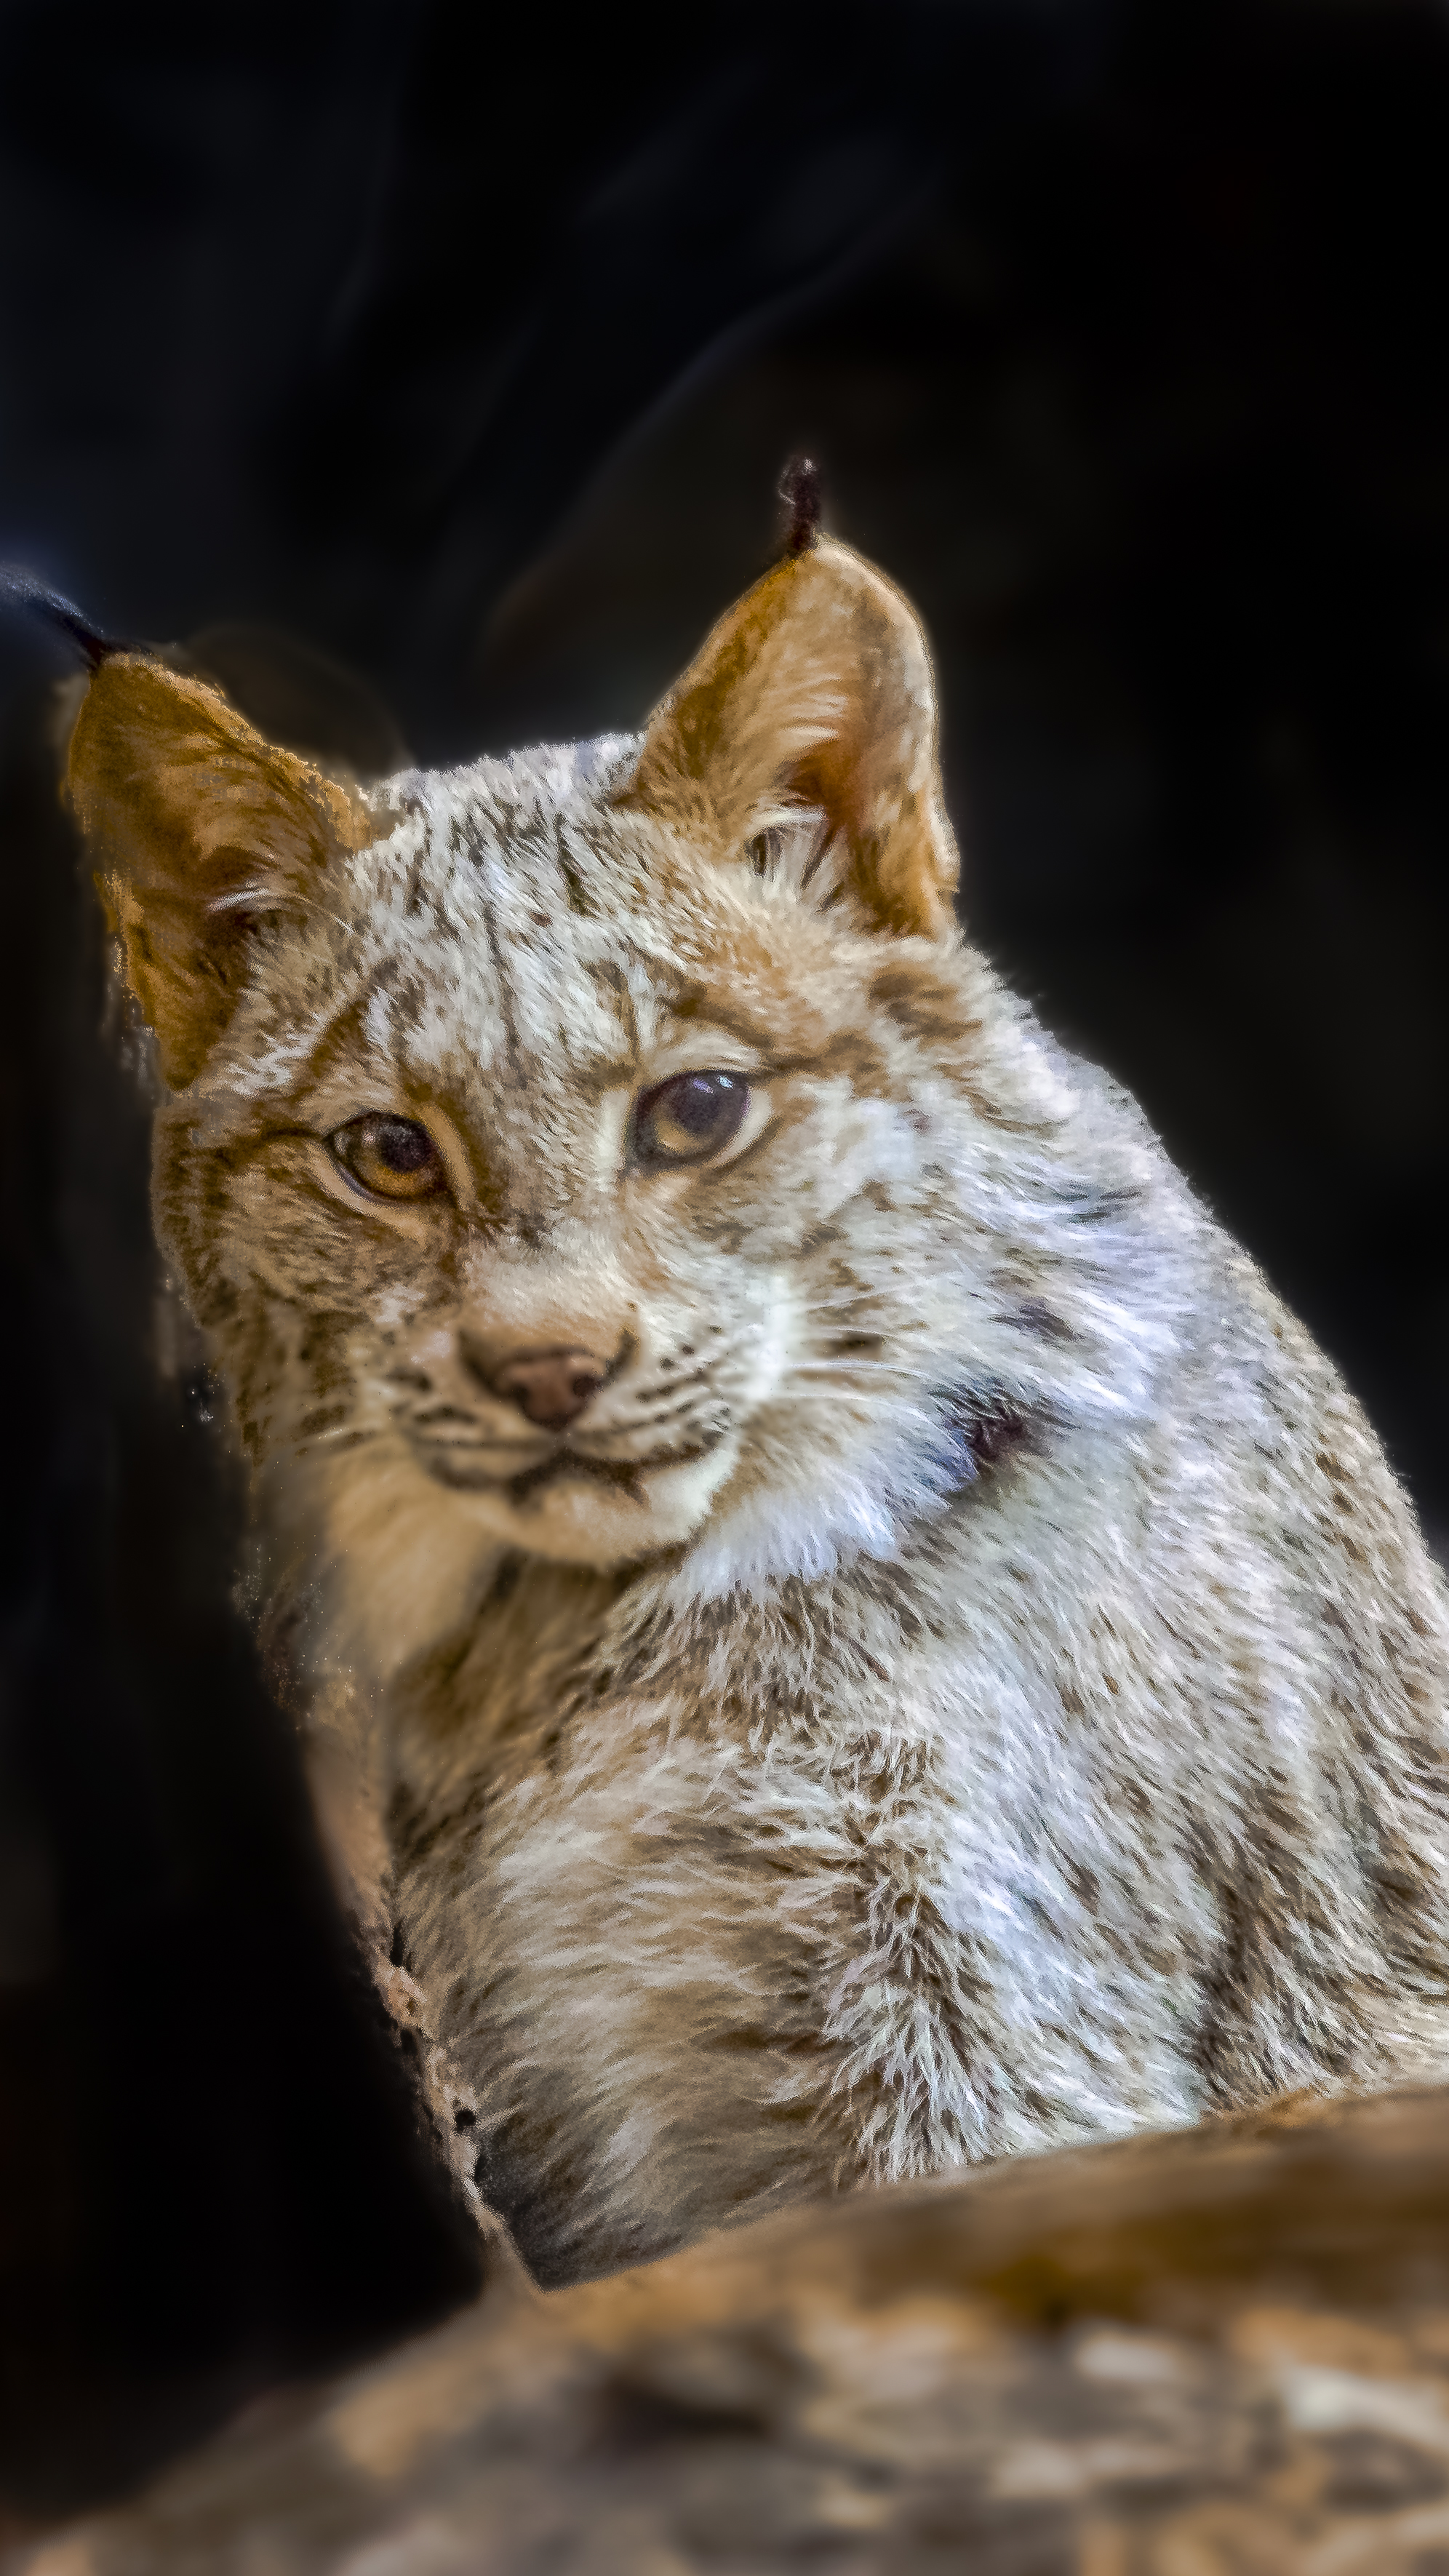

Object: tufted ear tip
[778,454,823,559]
[0,562,131,670]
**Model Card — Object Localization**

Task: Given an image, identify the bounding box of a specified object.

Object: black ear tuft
[0,564,129,669]
[778,456,823,559]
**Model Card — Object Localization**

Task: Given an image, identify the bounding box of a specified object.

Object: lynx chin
[65,527,1449,2284]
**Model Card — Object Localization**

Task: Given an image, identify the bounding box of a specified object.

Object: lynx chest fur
[65,532,1449,2284]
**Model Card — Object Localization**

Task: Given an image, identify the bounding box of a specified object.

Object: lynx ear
[619,538,959,939]
[68,654,374,1086]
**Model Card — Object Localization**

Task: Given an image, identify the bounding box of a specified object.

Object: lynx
[49,511,1449,2286]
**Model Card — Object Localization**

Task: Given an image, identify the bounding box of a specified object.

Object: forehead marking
[452,810,526,1090]
[554,817,594,920]
[364,983,393,1050]
[279,955,395,1104]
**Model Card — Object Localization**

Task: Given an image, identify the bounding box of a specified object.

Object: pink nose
[490,1347,605,1431]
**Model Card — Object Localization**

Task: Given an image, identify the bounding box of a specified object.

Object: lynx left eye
[633,1071,749,1168]
[330,1113,445,1201]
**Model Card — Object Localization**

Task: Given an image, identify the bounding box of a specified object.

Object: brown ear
[68,654,374,1086]
[618,538,959,939]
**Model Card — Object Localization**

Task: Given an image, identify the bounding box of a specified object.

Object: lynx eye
[330,1114,445,1202]
[632,1070,750,1168]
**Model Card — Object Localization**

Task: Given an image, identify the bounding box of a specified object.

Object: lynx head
[67,535,1151,1640]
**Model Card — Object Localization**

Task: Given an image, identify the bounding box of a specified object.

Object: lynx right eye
[631,1071,751,1168]
[330,1114,444,1202]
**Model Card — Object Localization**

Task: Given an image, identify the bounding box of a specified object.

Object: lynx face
[164,751,1101,1617]
[70,535,1157,1621]
[151,757,1064,1602]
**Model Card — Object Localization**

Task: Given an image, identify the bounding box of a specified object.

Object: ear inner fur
[618,538,959,940]
[68,653,375,1087]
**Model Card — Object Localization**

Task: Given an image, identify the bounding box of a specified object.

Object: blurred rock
[23,2085,1449,2575]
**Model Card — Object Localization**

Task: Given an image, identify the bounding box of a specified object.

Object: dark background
[3,0,1448,2532]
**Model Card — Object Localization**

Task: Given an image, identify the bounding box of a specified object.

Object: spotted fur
[66,536,1449,2284]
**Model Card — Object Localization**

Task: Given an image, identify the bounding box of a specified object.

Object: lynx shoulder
[56,527,1449,2283]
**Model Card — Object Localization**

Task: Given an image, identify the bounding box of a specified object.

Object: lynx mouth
[418,1437,722,1507]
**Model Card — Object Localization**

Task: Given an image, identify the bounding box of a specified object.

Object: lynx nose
[487,1346,606,1432]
